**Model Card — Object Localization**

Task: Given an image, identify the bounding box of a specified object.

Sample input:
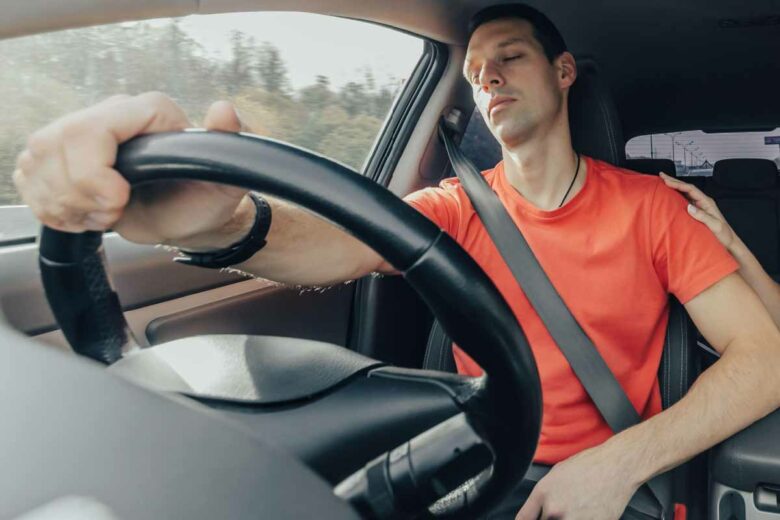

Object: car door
[0,11,435,357]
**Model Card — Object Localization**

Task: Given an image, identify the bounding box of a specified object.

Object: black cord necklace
[558,153,581,208]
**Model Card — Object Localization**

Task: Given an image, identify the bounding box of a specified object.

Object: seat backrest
[625,158,677,177]
[423,297,698,409]
[707,159,780,277]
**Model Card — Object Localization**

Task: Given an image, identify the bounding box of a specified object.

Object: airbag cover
[109,334,382,404]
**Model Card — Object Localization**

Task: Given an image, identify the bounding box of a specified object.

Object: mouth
[488,97,515,118]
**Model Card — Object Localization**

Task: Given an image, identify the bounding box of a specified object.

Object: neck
[501,116,586,211]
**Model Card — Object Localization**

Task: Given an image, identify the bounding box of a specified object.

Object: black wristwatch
[174,192,272,269]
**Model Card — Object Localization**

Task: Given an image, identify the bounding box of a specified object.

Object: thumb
[515,490,543,520]
[204,100,245,132]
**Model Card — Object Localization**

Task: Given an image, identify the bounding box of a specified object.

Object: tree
[224,30,254,95]
[0,22,397,206]
[338,81,370,117]
[299,75,334,112]
[319,114,383,169]
[255,42,289,95]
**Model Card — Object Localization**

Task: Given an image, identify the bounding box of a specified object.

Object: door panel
[145,281,354,346]
[1,233,355,352]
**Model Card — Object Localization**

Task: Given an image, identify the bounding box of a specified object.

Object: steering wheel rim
[37,130,542,517]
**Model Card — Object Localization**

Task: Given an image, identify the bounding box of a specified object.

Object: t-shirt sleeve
[403,184,461,238]
[650,181,739,304]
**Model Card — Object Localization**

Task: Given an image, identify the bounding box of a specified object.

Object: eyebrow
[463,36,530,78]
[497,36,529,48]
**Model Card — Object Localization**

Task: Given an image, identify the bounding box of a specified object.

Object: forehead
[466,18,538,57]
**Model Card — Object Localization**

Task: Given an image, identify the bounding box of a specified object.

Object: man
[13,4,780,519]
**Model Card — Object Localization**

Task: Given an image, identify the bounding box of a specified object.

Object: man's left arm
[516,272,780,520]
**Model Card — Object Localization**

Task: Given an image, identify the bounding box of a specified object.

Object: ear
[556,52,577,90]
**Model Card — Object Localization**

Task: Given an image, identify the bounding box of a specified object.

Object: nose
[478,61,505,92]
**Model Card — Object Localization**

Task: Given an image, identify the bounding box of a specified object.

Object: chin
[492,120,535,149]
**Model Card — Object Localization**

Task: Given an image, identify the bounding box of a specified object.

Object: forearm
[728,237,780,327]
[600,337,780,487]
[172,194,396,286]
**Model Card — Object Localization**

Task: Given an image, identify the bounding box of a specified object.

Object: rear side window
[626,129,780,176]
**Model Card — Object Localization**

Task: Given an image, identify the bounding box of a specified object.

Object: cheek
[474,88,490,113]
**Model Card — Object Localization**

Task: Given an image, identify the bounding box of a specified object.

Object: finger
[515,490,543,520]
[687,203,722,229]
[204,100,244,132]
[82,208,123,231]
[660,174,713,206]
[44,92,189,150]
[61,125,132,208]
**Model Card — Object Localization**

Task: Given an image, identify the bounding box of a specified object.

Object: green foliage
[0,20,405,205]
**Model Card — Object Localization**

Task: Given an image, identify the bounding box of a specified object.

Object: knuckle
[11,168,25,190]
[103,93,131,104]
[59,117,92,145]
[47,198,71,219]
[139,91,174,110]
[100,184,131,211]
[26,129,54,157]
[69,170,97,193]
[137,91,188,129]
[15,150,35,171]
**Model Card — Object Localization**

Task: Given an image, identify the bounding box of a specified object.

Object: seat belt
[438,119,671,519]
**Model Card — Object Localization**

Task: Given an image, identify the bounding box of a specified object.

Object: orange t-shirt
[404,156,738,465]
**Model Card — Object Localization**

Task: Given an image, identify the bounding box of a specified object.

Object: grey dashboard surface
[0,321,359,519]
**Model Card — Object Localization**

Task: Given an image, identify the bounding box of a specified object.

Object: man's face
[463,18,567,148]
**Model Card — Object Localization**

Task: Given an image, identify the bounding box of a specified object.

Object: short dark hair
[467,3,568,63]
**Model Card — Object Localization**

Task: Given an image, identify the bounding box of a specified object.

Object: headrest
[713,159,778,190]
[569,59,625,166]
[625,158,677,177]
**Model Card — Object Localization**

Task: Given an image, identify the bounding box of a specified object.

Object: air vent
[719,15,780,29]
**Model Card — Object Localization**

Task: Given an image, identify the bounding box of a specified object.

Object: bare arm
[13,93,397,287]
[175,194,397,286]
[517,273,780,519]
[660,172,780,327]
[601,273,780,481]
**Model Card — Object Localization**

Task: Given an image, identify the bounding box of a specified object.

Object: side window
[0,12,423,241]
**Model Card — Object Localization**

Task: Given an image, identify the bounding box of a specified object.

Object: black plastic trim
[711,408,780,491]
[368,40,448,187]
[349,39,447,359]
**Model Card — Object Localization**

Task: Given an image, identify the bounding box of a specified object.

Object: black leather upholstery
[424,298,697,410]
[626,158,677,177]
[568,59,626,166]
[708,159,780,277]
[713,158,777,190]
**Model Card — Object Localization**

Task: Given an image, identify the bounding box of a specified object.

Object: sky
[170,12,424,90]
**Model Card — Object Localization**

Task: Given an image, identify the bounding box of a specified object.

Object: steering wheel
[37,130,541,518]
